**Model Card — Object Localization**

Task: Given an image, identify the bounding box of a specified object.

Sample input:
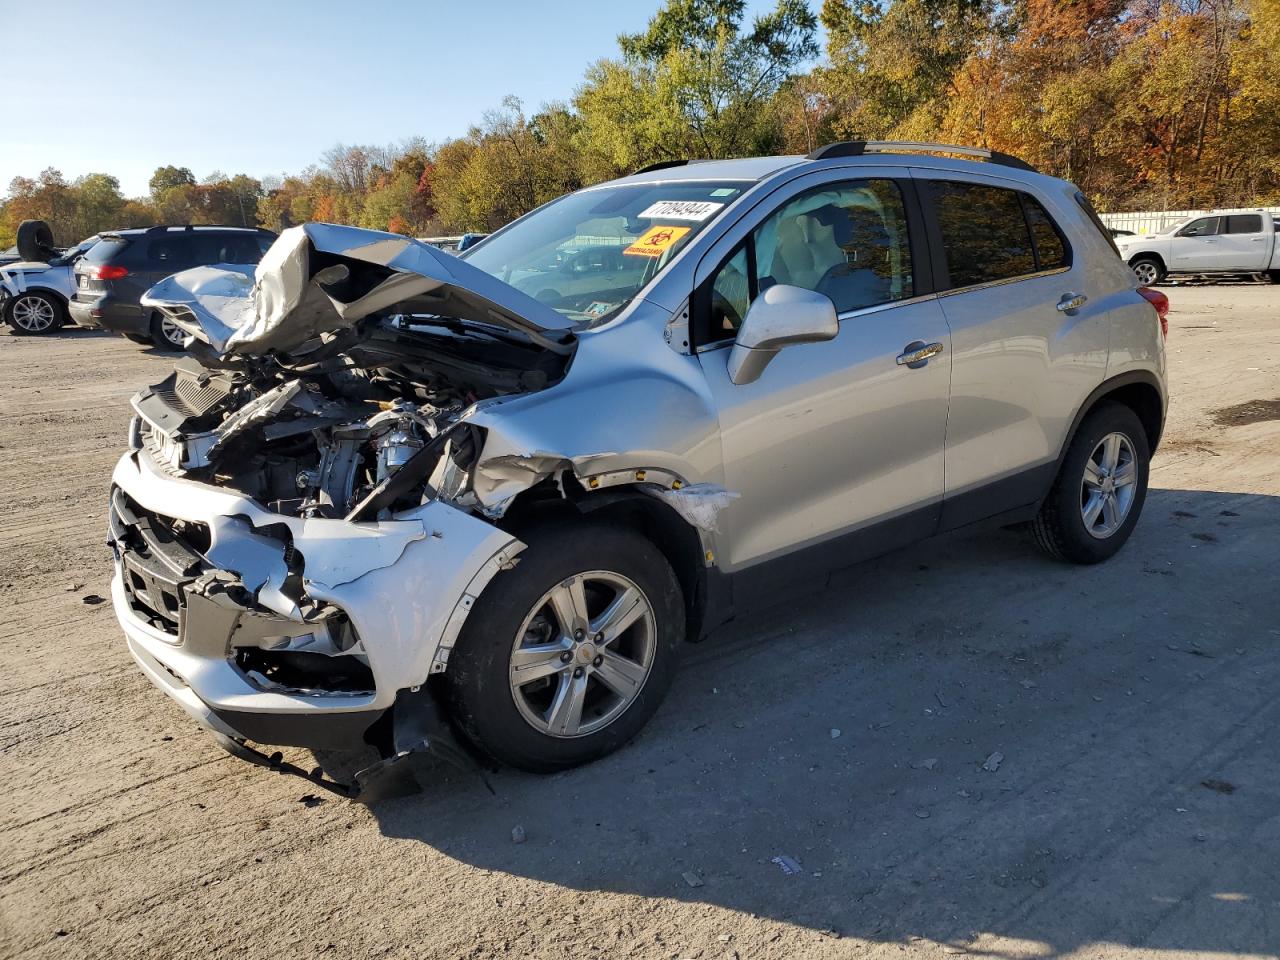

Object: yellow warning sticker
[624,225,691,258]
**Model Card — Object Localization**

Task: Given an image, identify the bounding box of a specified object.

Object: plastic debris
[511,825,527,844]
[771,855,802,876]
[681,871,704,888]
[982,751,1004,772]
[830,728,841,739]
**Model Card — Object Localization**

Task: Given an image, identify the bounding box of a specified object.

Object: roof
[607,143,1053,189]
[609,156,804,185]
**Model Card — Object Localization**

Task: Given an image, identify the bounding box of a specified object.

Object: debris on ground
[915,809,931,819]
[829,728,841,739]
[81,594,105,605]
[771,855,802,876]
[1201,779,1236,794]
[982,752,1004,772]
[298,794,324,807]
[681,871,704,888]
[912,758,939,771]
[65,583,83,592]
[511,825,527,844]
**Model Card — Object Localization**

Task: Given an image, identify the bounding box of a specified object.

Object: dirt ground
[1,286,1278,960]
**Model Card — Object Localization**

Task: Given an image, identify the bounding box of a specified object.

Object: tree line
[3,0,1276,250]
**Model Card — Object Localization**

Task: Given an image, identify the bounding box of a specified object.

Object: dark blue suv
[70,225,276,348]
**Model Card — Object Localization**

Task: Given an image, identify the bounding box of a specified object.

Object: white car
[1115,211,1280,285]
[0,236,101,334]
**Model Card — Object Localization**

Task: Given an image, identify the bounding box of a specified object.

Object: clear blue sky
[0,0,815,199]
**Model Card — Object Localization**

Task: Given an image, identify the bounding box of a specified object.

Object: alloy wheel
[11,295,56,332]
[159,317,186,348]
[1132,262,1159,285]
[1080,432,1138,539]
[508,570,656,738]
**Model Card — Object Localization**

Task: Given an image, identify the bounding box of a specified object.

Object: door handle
[896,341,944,368]
[1057,293,1088,313]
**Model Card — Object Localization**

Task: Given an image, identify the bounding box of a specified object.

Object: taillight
[1138,286,1169,338]
[92,264,129,280]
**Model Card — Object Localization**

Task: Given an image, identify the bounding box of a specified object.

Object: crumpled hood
[141,223,576,355]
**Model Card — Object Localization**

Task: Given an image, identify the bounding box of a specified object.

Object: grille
[110,488,210,636]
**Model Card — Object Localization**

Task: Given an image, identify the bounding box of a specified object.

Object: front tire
[5,291,64,335]
[1031,402,1150,564]
[446,521,684,772]
[1130,257,1165,286]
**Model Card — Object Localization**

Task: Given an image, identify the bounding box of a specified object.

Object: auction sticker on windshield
[637,200,723,221]
[624,225,691,258]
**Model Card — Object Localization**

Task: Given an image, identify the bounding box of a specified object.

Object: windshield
[50,236,100,266]
[461,181,747,322]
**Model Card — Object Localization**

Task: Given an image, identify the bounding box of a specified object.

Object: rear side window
[188,233,263,265]
[1225,214,1262,234]
[84,238,130,264]
[147,236,191,265]
[931,182,1036,287]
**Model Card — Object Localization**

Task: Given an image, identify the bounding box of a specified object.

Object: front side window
[1225,214,1262,235]
[703,178,914,342]
[1178,216,1220,238]
[462,181,746,323]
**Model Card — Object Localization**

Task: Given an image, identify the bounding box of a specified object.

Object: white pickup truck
[1115,210,1280,285]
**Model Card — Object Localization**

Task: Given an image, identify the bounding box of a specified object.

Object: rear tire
[4,291,65,335]
[149,313,187,350]
[446,521,684,772]
[1267,270,1280,285]
[1031,402,1150,564]
[1130,257,1165,286]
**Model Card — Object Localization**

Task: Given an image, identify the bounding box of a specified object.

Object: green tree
[148,165,195,202]
[574,0,818,174]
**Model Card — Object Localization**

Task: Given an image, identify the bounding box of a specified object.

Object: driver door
[696,175,951,591]
[1169,215,1222,270]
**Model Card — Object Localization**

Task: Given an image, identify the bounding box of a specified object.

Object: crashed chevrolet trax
[109,142,1167,792]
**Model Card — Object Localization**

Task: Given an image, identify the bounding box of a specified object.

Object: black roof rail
[807,140,1036,173]
[142,224,275,234]
[631,159,691,175]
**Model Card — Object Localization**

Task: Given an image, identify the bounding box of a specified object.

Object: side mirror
[727,284,839,385]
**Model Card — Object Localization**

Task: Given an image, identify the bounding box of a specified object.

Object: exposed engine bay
[132,318,569,522]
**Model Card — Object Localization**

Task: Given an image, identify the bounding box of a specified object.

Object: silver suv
[109,142,1167,796]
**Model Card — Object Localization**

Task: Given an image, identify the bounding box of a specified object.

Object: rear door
[912,172,1110,527]
[1214,214,1270,270]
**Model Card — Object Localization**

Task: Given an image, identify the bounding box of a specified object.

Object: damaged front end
[110,225,587,797]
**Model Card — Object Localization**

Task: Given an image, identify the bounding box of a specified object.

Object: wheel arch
[501,480,718,644]
[1127,250,1166,272]
[1060,371,1166,467]
[8,284,68,309]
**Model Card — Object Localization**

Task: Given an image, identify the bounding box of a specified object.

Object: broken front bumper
[109,446,523,753]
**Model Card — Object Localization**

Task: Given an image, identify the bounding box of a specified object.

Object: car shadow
[1,325,120,340]
[351,487,1280,955]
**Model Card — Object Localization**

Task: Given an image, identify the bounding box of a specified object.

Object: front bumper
[110,446,522,752]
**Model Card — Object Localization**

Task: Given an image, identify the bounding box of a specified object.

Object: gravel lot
[2,286,1278,960]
